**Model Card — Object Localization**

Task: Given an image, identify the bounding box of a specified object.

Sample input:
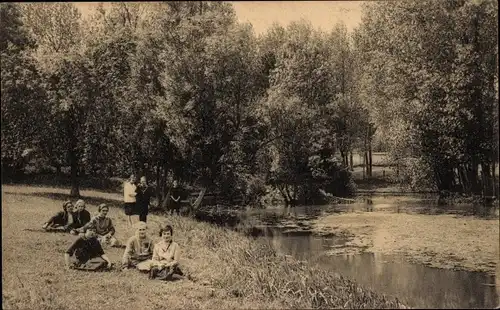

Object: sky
[74,1,364,34]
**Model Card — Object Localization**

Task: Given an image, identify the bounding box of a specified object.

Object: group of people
[42,199,91,234]
[42,196,184,280]
[123,174,184,221]
[123,174,154,225]
[64,219,184,281]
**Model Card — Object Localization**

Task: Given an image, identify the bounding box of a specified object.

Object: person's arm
[152,244,160,261]
[122,237,135,265]
[101,254,112,267]
[64,253,73,270]
[78,217,95,233]
[167,244,181,267]
[107,219,115,237]
[126,183,137,198]
[64,212,74,230]
[170,190,180,202]
[64,239,80,269]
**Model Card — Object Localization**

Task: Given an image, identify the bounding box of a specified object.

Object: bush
[393,157,437,192]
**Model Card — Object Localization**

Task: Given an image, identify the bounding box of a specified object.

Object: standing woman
[124,174,138,227]
[169,180,182,215]
[136,176,154,223]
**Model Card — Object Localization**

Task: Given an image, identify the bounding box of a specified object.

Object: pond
[247,197,499,309]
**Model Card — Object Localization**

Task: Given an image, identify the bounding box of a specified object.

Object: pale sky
[74,1,364,35]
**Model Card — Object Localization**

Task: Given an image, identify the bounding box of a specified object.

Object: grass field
[2,185,406,310]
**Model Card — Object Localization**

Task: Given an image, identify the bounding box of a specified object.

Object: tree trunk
[368,141,373,177]
[349,151,354,171]
[69,149,80,198]
[362,152,366,179]
[481,162,494,197]
[340,150,346,167]
[364,152,369,178]
[492,161,498,197]
[155,163,161,203]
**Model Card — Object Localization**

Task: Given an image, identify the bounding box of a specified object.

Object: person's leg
[43,214,60,229]
[109,236,120,247]
[77,257,107,271]
[136,259,154,272]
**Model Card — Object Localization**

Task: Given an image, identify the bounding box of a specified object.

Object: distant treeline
[1,1,498,208]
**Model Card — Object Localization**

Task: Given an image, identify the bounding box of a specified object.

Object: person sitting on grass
[65,228,112,271]
[137,224,184,281]
[78,204,120,247]
[122,221,153,270]
[66,199,91,234]
[42,200,74,231]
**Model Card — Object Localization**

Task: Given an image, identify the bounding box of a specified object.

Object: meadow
[2,185,406,310]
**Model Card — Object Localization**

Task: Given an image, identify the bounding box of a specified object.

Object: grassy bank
[313,211,499,276]
[2,185,406,310]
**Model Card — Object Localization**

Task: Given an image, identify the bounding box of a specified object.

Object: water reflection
[245,195,499,308]
[260,227,498,309]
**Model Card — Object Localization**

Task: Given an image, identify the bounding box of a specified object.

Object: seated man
[66,199,91,234]
[78,204,120,247]
[42,200,73,231]
[64,228,112,271]
[122,221,153,270]
[137,224,184,281]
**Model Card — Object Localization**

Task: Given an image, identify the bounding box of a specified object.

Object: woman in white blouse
[137,224,184,280]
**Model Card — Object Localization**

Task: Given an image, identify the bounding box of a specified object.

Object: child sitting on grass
[137,224,185,281]
[66,199,91,234]
[78,204,121,247]
[42,200,73,231]
[64,228,112,271]
[122,221,153,270]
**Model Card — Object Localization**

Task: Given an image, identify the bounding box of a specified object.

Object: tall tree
[1,3,49,179]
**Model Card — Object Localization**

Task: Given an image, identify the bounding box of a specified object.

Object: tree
[1,3,49,179]
[356,0,498,196]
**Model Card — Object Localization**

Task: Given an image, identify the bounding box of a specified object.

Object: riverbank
[1,185,406,310]
[312,211,499,276]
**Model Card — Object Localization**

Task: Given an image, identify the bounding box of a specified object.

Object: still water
[250,199,499,309]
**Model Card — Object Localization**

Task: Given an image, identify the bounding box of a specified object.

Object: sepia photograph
[1,1,499,309]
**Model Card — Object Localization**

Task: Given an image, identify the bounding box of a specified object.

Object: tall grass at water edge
[2,185,407,309]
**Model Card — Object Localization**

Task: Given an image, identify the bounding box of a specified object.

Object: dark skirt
[124,202,138,216]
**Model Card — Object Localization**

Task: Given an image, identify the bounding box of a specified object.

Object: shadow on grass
[3,191,121,207]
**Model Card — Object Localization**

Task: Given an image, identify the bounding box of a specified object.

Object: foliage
[3,1,496,203]
[356,0,498,194]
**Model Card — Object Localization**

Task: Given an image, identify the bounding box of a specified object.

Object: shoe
[149,267,158,280]
[42,223,49,230]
